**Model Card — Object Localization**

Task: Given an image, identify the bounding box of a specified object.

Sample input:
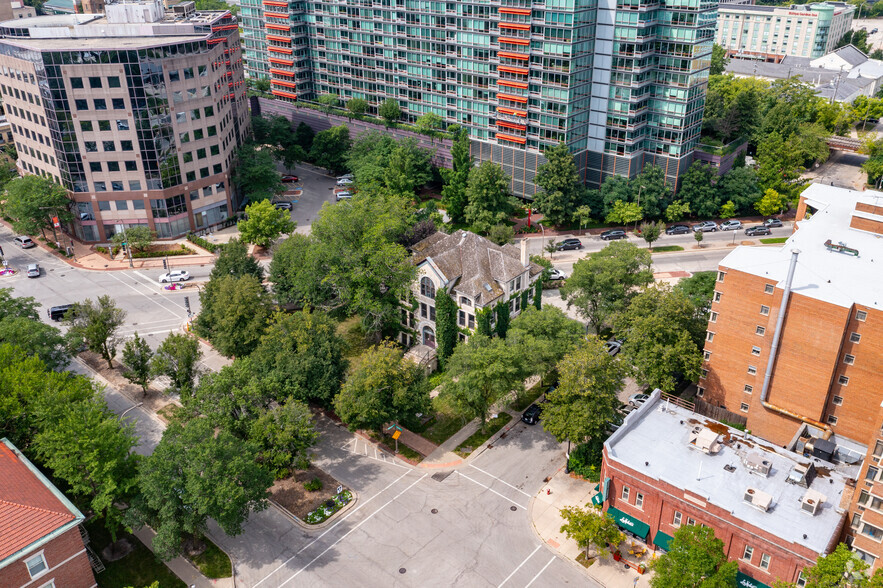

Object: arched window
[420,277,435,298]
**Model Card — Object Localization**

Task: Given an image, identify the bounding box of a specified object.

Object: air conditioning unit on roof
[744,487,773,512]
[742,452,772,477]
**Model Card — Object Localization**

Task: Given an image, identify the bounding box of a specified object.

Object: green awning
[653,531,674,552]
[606,506,650,539]
[737,571,772,588]
[591,492,604,506]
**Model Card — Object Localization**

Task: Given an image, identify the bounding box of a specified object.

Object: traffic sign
[391,430,401,440]
[52,216,60,228]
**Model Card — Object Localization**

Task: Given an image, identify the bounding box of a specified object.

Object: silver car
[26,263,40,278]
[692,221,718,232]
[720,220,742,231]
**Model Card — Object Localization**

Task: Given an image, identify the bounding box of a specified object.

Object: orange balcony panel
[273,79,298,89]
[268,57,294,66]
[498,92,527,103]
[497,132,526,144]
[269,68,295,76]
[497,79,528,89]
[266,34,289,42]
[207,38,225,44]
[265,11,288,17]
[499,22,530,30]
[499,7,531,15]
[272,89,298,100]
[500,37,529,46]
[263,0,288,6]
[498,107,527,117]
[497,121,527,131]
[266,23,290,31]
[498,51,529,60]
[498,65,529,74]
[269,46,293,54]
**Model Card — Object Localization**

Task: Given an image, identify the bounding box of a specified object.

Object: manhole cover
[510,506,517,511]
[399,568,406,574]
[431,471,453,483]
[431,508,438,514]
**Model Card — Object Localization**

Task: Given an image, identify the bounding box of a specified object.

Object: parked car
[158,270,190,283]
[281,175,299,183]
[274,201,293,210]
[763,218,783,228]
[47,304,73,321]
[336,191,352,201]
[745,225,771,236]
[521,403,542,425]
[872,27,879,34]
[604,338,623,356]
[336,178,354,186]
[26,263,40,278]
[600,229,627,241]
[606,412,624,434]
[547,268,566,281]
[13,236,35,249]
[692,221,718,232]
[629,393,650,407]
[556,238,583,251]
[720,220,742,231]
[337,173,354,181]
[665,224,691,235]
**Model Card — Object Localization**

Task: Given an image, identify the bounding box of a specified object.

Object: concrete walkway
[392,425,438,457]
[133,527,234,588]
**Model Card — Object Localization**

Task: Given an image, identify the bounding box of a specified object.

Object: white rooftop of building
[720,184,883,309]
[605,391,856,555]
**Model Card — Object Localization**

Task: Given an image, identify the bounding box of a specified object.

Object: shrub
[187,232,220,253]
[568,439,604,482]
[95,246,109,254]
[303,477,323,492]
[131,245,193,259]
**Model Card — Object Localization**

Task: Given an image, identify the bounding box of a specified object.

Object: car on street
[336,178,354,186]
[600,229,627,240]
[26,263,40,278]
[47,304,73,321]
[547,268,566,281]
[337,173,354,181]
[873,27,879,34]
[629,393,650,407]
[281,175,299,183]
[158,270,190,283]
[274,201,293,210]
[665,224,691,235]
[763,218,783,228]
[605,338,623,356]
[556,238,583,251]
[521,403,542,425]
[336,191,352,201]
[745,225,772,236]
[692,221,718,232]
[13,236,35,249]
[720,220,742,231]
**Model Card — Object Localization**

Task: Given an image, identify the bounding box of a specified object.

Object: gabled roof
[0,439,83,567]
[828,44,868,68]
[411,230,542,306]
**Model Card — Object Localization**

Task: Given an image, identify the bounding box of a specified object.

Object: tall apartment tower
[0,0,249,242]
[241,0,717,194]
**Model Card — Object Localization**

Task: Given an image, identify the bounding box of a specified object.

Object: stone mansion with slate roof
[400,230,543,350]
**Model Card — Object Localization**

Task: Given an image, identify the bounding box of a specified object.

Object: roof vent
[801,489,827,516]
[786,463,816,488]
[742,452,772,477]
[690,427,722,455]
[724,464,737,473]
[744,487,773,512]
[483,283,492,292]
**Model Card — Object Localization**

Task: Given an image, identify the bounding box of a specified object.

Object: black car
[745,226,772,236]
[557,238,583,251]
[665,224,690,235]
[600,229,627,241]
[522,403,542,425]
[763,218,783,228]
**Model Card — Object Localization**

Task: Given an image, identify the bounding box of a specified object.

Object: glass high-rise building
[242,0,717,194]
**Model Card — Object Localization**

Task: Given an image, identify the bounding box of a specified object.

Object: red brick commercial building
[601,391,855,587]
[0,438,95,588]
[698,184,883,569]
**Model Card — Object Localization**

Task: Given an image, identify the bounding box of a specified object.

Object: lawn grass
[575,552,597,568]
[455,413,513,457]
[368,431,423,461]
[510,380,545,412]
[417,412,467,445]
[85,518,186,588]
[336,315,372,371]
[759,237,788,244]
[189,537,231,579]
[650,245,684,253]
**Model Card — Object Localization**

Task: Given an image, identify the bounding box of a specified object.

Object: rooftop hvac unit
[690,427,722,455]
[804,438,835,463]
[742,452,772,477]
[786,463,817,488]
[801,489,827,516]
[744,487,773,512]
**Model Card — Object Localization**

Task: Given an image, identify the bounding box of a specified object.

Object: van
[47,304,73,321]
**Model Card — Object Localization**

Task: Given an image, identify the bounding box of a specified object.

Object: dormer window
[420,277,435,298]
[459,296,471,307]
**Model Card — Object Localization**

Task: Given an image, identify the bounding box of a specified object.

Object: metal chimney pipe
[760,249,800,403]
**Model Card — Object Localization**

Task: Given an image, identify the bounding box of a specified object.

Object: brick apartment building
[602,391,854,587]
[699,184,883,569]
[0,438,95,587]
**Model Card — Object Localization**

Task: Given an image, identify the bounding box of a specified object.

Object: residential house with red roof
[0,438,96,587]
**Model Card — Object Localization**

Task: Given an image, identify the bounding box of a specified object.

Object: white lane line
[457,471,528,510]
[497,545,541,588]
[130,328,179,337]
[524,556,556,588]
[278,473,428,586]
[469,464,532,498]
[252,470,414,588]
[104,272,185,318]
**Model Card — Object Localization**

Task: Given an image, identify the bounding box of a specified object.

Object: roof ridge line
[0,497,75,520]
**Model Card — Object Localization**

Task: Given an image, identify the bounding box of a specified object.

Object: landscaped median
[269,464,356,528]
[455,412,513,458]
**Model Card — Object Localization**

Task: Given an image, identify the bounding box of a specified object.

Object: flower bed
[304,489,352,524]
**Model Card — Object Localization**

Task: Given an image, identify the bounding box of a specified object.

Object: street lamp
[119,402,143,420]
[539,222,546,258]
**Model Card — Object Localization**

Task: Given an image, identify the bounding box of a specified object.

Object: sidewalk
[529,467,654,588]
[133,527,234,588]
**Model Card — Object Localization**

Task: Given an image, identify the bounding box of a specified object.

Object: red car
[281,175,299,183]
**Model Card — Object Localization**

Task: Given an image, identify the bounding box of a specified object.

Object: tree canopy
[533,143,587,227]
[650,525,738,588]
[234,143,284,202]
[4,175,73,238]
[238,199,296,248]
[464,161,517,234]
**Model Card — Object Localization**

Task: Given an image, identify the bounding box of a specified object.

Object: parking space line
[497,544,541,588]
[457,471,527,510]
[468,464,531,498]
[524,556,556,588]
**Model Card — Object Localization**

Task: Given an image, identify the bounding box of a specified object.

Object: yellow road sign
[392,430,401,440]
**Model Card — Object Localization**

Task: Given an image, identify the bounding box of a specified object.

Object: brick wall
[0,526,95,587]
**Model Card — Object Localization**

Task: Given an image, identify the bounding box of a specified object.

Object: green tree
[754,188,787,217]
[495,299,511,338]
[264,115,306,170]
[110,225,154,253]
[4,175,73,240]
[640,220,665,250]
[378,98,402,126]
[757,130,805,198]
[717,166,761,215]
[508,306,583,380]
[415,112,443,136]
[384,138,434,197]
[150,333,202,398]
[194,0,239,13]
[122,333,153,395]
[560,241,653,334]
[238,199,296,249]
[650,525,739,588]
[605,200,643,226]
[614,284,704,392]
[334,341,430,431]
[675,271,717,314]
[293,122,315,152]
[441,125,473,223]
[573,204,594,231]
[249,398,320,479]
[0,288,40,321]
[442,335,526,426]
[211,237,264,282]
[533,143,586,227]
[541,337,625,448]
[310,125,351,173]
[347,97,369,117]
[475,307,492,337]
[268,233,330,306]
[799,543,872,588]
[195,274,273,358]
[679,162,719,219]
[464,161,516,234]
[559,506,625,559]
[33,398,139,540]
[64,296,126,369]
[127,418,272,561]
[694,230,704,247]
[487,224,514,245]
[234,143,284,202]
[719,200,736,219]
[665,200,690,222]
[599,175,634,219]
[0,317,68,371]
[185,358,274,434]
[533,280,542,310]
[434,290,459,369]
[631,165,672,219]
[710,43,729,76]
[316,93,339,114]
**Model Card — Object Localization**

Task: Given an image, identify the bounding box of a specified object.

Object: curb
[269,489,359,531]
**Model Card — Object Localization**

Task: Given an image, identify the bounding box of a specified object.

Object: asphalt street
[275,161,340,232]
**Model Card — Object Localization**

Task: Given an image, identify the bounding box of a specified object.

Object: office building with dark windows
[0,0,248,241]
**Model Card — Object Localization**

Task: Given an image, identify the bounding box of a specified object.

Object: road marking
[468,464,532,498]
[524,556,556,588]
[457,471,527,510]
[104,272,185,318]
[497,545,541,588]
[278,473,428,586]
[253,470,414,588]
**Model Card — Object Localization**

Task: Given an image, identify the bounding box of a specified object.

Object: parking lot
[274,162,340,233]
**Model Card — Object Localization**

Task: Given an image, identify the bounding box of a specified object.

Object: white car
[336,178,354,186]
[720,220,743,231]
[273,201,293,210]
[336,191,352,201]
[628,393,650,407]
[547,268,566,281]
[337,173,354,181]
[159,270,190,283]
